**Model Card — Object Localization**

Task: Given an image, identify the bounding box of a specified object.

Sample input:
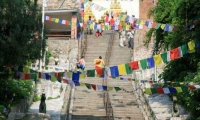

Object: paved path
[28,97,63,120]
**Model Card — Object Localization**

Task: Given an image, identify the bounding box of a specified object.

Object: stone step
[71,116,106,120]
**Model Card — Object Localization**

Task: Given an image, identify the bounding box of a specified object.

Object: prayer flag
[110,66,119,78]
[157,88,164,94]
[72,71,81,86]
[147,57,155,69]
[85,83,91,89]
[125,63,132,74]
[129,61,139,70]
[168,87,177,93]
[140,59,147,70]
[87,69,95,77]
[170,47,180,60]
[163,88,170,94]
[91,84,96,90]
[145,88,152,94]
[114,87,121,91]
[151,88,158,94]
[188,40,195,53]
[153,54,162,66]
[97,85,103,90]
[117,64,126,75]
[181,44,188,55]
[102,86,107,91]
[175,87,182,93]
[107,86,113,91]
[155,23,161,29]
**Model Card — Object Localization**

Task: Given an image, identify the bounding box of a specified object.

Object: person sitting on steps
[76,56,85,70]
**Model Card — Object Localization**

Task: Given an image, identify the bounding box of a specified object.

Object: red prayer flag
[25,73,30,80]
[157,88,164,94]
[152,22,157,28]
[91,84,96,91]
[129,61,139,70]
[170,48,180,60]
[49,17,52,21]
[65,20,69,25]
[62,78,69,84]
[39,72,41,78]
[188,85,195,89]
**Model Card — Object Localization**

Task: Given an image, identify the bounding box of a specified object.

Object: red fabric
[129,61,139,70]
[91,84,96,91]
[95,66,104,76]
[83,23,87,28]
[188,85,195,89]
[173,26,178,31]
[25,74,30,80]
[49,17,52,21]
[55,72,61,78]
[39,72,41,78]
[110,18,115,26]
[149,80,153,84]
[95,32,99,37]
[170,48,180,60]
[157,88,164,94]
[62,78,69,84]
[152,22,157,28]
[65,20,69,25]
[80,10,84,16]
[118,25,122,30]
[105,16,109,23]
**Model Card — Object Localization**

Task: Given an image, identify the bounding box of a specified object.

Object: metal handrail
[103,30,115,120]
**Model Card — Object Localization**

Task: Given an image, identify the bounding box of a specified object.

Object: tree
[145,0,200,119]
[0,0,46,79]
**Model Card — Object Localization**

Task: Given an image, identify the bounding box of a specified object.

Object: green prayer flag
[181,44,188,55]
[30,74,36,80]
[151,88,158,94]
[181,86,188,93]
[52,18,56,22]
[136,19,141,24]
[60,72,65,77]
[114,87,121,91]
[85,83,91,89]
[57,78,61,83]
[87,70,95,77]
[155,23,161,29]
[161,52,168,63]
[125,63,132,74]
[140,59,147,70]
[69,21,72,26]
[23,67,29,73]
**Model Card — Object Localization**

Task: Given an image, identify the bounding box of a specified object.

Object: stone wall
[37,0,80,10]
[47,39,78,70]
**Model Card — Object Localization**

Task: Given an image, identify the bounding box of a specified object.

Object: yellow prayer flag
[55,18,59,23]
[135,79,139,83]
[107,86,113,91]
[179,82,184,85]
[118,64,127,75]
[175,87,182,93]
[80,82,85,86]
[51,76,57,82]
[140,20,145,25]
[145,88,152,95]
[80,74,86,79]
[161,24,166,29]
[153,54,162,66]
[188,40,195,53]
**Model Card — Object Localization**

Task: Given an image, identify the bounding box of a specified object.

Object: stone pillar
[71,12,77,39]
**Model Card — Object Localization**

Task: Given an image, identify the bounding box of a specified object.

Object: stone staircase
[107,31,145,120]
[71,30,113,120]
[84,30,113,70]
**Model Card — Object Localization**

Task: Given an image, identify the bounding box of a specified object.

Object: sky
[86,0,139,20]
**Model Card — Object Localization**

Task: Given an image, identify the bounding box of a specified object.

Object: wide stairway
[71,30,113,120]
[108,32,144,120]
[71,30,145,120]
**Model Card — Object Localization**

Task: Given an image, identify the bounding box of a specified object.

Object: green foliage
[145,0,200,118]
[45,51,53,65]
[33,94,41,102]
[0,79,34,107]
[0,0,47,79]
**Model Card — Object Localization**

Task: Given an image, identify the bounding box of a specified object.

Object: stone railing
[103,30,115,120]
